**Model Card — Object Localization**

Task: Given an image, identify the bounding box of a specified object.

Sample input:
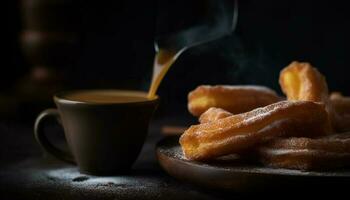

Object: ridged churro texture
[188,85,281,116]
[258,133,350,170]
[197,106,350,170]
[180,101,331,161]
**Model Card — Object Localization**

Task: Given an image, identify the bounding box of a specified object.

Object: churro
[180,101,331,161]
[258,133,350,170]
[188,85,280,116]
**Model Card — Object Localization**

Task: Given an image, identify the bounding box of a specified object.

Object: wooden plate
[156,136,350,191]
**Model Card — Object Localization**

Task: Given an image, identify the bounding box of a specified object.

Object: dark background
[4,0,350,123]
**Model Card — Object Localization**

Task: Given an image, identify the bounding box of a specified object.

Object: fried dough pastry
[198,105,350,169]
[330,92,350,131]
[279,61,342,131]
[188,85,281,116]
[258,133,350,170]
[279,61,329,102]
[180,101,331,161]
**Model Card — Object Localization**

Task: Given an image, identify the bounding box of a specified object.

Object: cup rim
[54,89,159,105]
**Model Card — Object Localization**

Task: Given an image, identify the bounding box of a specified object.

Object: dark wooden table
[0,119,236,199]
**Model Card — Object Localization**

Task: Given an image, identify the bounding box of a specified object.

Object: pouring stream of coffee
[147,0,238,99]
[148,47,187,98]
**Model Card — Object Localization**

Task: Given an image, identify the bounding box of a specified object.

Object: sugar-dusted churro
[258,133,350,170]
[180,101,331,161]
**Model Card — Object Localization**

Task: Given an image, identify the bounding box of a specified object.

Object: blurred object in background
[16,0,79,121]
[3,0,157,122]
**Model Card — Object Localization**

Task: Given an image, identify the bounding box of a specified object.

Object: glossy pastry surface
[180,101,331,161]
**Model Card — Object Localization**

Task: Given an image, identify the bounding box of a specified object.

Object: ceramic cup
[34,90,158,175]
